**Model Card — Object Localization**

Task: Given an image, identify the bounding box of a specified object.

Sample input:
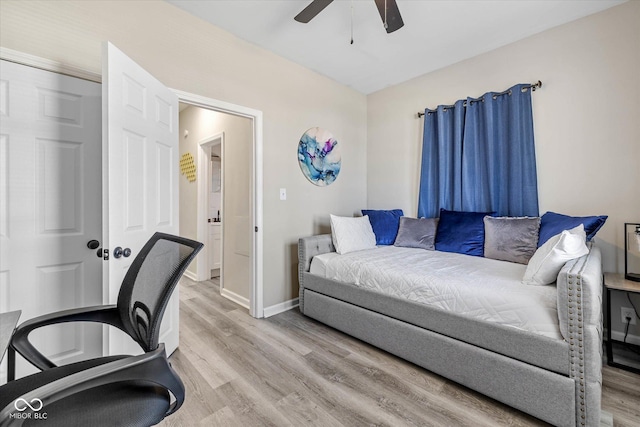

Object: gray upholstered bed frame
[298,234,603,427]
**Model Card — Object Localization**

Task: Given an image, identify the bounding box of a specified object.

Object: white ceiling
[166,0,625,94]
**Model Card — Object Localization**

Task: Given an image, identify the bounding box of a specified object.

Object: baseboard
[263,298,299,318]
[183,270,198,281]
[608,329,640,346]
[221,288,250,309]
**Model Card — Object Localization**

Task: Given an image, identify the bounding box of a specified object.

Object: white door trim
[196,132,224,283]
[0,47,101,83]
[174,89,264,319]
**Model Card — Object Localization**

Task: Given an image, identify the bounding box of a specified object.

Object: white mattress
[309,246,562,340]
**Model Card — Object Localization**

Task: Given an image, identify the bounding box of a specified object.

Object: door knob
[87,240,100,250]
[113,247,132,259]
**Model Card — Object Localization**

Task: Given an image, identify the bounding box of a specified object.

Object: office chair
[0,232,203,426]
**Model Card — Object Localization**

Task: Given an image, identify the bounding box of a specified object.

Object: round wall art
[297,127,341,186]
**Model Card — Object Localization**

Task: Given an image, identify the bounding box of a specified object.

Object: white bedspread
[310,246,562,340]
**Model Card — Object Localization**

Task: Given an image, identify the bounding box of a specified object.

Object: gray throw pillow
[394,217,439,250]
[484,216,541,264]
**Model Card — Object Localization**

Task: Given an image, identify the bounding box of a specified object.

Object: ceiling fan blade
[294,0,334,23]
[374,0,404,33]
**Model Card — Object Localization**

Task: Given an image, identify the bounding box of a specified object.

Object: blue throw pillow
[435,209,495,257]
[361,209,404,245]
[538,211,607,247]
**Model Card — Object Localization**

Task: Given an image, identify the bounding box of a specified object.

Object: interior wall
[179,106,251,301]
[366,1,639,336]
[0,0,368,310]
[221,113,252,303]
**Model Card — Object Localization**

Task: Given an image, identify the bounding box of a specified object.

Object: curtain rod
[417,80,542,118]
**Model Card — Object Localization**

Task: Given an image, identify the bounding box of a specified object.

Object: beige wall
[179,106,252,301]
[178,107,199,271]
[367,2,640,337]
[220,112,252,302]
[0,0,368,310]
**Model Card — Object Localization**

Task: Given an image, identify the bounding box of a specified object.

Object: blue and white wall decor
[297,127,341,186]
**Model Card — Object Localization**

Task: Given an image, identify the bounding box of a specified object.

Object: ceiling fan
[294,0,404,34]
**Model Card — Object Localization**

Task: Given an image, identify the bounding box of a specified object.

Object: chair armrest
[0,344,185,427]
[10,305,124,372]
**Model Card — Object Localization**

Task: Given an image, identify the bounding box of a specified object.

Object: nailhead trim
[568,268,590,427]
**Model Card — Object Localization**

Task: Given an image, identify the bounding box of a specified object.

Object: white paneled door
[0,60,103,380]
[102,43,179,356]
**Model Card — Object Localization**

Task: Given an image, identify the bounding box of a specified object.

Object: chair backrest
[117,233,203,352]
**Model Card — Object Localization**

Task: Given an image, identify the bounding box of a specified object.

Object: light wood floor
[159,277,640,426]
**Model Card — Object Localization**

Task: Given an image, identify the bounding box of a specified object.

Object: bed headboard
[298,234,334,314]
[298,234,334,280]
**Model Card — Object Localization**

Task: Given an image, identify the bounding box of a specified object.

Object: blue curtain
[417,100,465,218]
[418,83,538,218]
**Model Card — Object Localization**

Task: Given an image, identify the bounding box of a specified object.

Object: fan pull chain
[350,0,354,44]
[384,0,388,30]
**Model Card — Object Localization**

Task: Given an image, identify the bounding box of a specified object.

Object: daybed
[298,234,603,427]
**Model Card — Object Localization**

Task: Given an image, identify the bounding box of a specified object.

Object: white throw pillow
[522,225,589,286]
[330,214,377,255]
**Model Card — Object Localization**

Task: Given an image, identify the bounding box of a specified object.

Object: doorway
[202,135,223,280]
[175,92,263,318]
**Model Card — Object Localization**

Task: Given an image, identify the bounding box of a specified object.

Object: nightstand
[604,272,640,374]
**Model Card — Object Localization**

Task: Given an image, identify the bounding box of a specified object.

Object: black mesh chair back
[2,232,202,425]
[117,232,203,352]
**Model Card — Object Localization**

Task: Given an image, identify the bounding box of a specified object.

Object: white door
[0,60,103,380]
[102,43,179,356]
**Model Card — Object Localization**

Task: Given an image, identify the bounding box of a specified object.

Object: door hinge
[255,226,258,232]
